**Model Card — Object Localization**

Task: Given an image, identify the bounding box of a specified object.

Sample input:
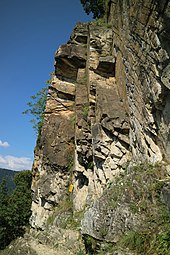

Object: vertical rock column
[88,23,131,196]
[73,23,131,212]
[30,23,88,229]
[73,68,92,211]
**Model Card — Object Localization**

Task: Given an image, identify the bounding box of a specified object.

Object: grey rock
[161,64,170,90]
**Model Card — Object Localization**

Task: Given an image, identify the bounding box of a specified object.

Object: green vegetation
[76,250,86,255]
[80,0,105,18]
[22,72,54,135]
[22,87,48,134]
[70,114,76,127]
[82,163,170,255]
[80,0,112,29]
[84,235,97,254]
[120,230,147,254]
[47,196,85,231]
[47,197,73,228]
[79,71,88,85]
[0,168,17,192]
[91,17,112,28]
[67,145,75,168]
[83,104,89,119]
[0,171,32,250]
[105,163,170,254]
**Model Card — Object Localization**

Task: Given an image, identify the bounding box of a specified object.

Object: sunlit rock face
[30,21,131,229]
[107,0,170,164]
[30,0,170,235]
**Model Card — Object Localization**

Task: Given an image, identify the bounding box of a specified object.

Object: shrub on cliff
[22,87,48,134]
[22,73,55,135]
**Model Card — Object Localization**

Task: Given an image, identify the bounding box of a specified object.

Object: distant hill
[0,168,18,192]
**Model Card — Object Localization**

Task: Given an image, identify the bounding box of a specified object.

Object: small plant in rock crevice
[67,155,74,172]
[70,114,76,127]
[83,104,89,119]
[76,251,85,255]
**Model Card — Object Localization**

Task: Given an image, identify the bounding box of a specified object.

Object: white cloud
[0,140,10,148]
[0,155,33,171]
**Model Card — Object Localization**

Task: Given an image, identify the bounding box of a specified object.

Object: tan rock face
[30,1,170,233]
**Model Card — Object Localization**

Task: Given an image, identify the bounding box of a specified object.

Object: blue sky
[0,0,92,171]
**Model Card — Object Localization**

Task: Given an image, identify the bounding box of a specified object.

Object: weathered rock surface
[27,0,170,254]
[31,19,132,230]
[1,231,79,255]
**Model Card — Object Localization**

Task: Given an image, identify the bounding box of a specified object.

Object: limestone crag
[31,20,131,229]
[29,0,170,253]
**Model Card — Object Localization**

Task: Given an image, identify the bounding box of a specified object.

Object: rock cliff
[12,0,170,254]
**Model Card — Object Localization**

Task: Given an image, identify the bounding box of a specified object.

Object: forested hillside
[0,170,32,250]
[0,168,17,192]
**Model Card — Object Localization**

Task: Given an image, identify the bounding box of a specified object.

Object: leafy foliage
[80,0,105,18]
[156,230,170,255]
[23,73,55,134]
[23,87,48,134]
[0,171,32,250]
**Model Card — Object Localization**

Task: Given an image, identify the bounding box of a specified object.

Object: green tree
[22,87,48,134]
[80,0,105,18]
[0,171,32,250]
[0,178,8,204]
[0,179,10,249]
[9,170,32,227]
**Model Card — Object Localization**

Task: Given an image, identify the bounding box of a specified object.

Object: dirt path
[29,240,73,255]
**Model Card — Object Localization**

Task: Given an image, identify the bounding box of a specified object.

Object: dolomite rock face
[30,0,170,245]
